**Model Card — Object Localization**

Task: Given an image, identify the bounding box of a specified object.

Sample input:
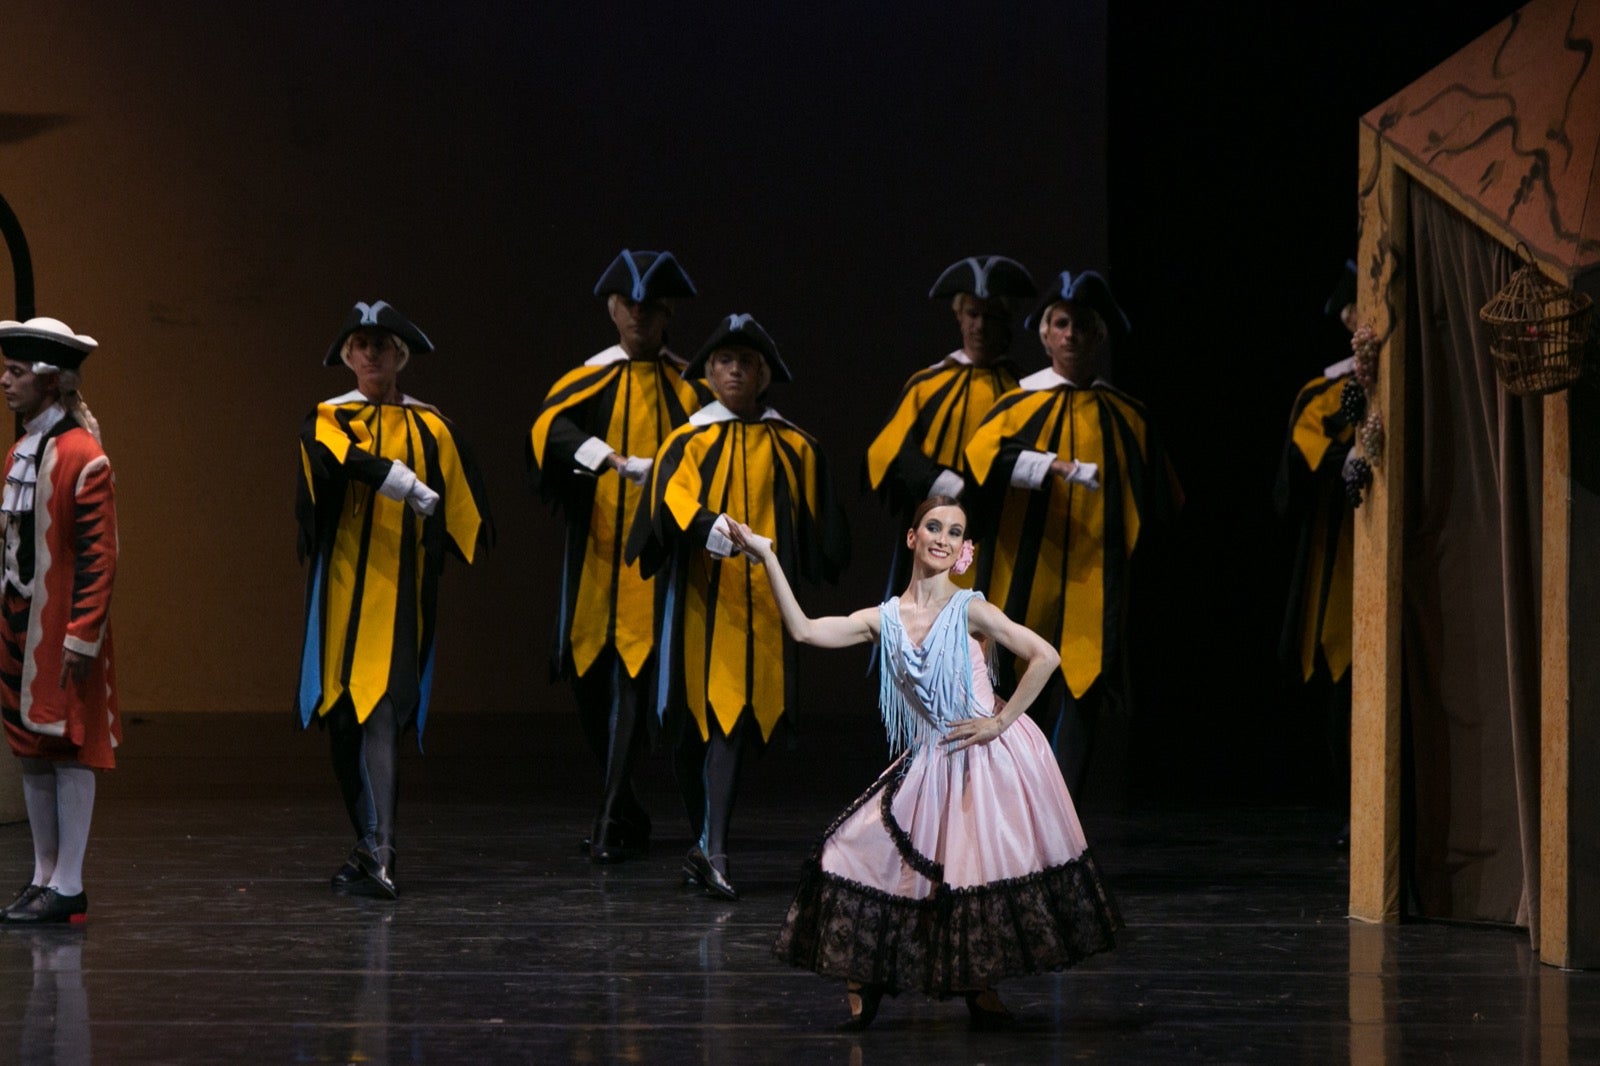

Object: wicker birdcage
[1479,247,1592,396]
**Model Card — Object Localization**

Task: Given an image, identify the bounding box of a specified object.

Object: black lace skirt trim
[773,849,1122,996]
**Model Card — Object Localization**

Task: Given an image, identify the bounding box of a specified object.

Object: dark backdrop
[1105,0,1524,803]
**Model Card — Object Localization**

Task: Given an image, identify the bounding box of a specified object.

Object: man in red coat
[0,316,118,925]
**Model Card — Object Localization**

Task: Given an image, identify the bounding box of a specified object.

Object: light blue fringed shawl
[877,588,987,756]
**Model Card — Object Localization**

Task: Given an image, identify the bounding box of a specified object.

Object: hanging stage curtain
[1402,184,1542,936]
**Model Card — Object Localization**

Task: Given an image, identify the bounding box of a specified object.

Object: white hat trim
[0,317,98,351]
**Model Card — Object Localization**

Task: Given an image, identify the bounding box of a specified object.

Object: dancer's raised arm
[729,521,879,649]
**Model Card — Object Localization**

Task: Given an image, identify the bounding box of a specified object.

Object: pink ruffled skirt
[774,714,1120,995]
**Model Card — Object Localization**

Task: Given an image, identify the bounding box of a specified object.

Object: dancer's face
[610,296,671,357]
[706,346,769,416]
[954,294,1010,365]
[906,504,968,571]
[345,329,403,402]
[0,359,56,421]
[1041,301,1106,383]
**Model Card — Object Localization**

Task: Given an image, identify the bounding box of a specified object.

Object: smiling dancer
[745,496,1119,1029]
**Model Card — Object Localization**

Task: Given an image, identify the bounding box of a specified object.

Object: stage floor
[0,712,1592,1064]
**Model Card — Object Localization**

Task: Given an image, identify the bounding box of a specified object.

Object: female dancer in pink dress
[731,496,1119,1030]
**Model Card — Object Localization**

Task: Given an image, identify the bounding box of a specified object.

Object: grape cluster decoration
[1344,456,1373,508]
[1341,323,1384,507]
[1338,377,1367,426]
[1351,324,1379,390]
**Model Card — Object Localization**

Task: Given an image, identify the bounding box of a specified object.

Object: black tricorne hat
[683,313,793,383]
[1324,259,1357,317]
[0,316,98,372]
[323,301,434,366]
[593,250,697,302]
[928,255,1038,301]
[1024,270,1131,339]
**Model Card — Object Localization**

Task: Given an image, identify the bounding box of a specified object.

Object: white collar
[324,389,437,412]
[689,400,782,426]
[1017,367,1109,391]
[585,344,682,368]
[585,345,627,367]
[22,404,65,438]
[1323,356,1356,380]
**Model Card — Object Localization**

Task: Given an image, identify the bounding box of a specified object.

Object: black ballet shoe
[964,990,1014,1030]
[0,884,43,919]
[682,846,739,901]
[348,845,398,900]
[838,981,884,1031]
[2,888,87,925]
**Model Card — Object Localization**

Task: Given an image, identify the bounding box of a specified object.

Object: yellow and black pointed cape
[1274,374,1353,683]
[627,403,849,743]
[528,347,705,681]
[863,353,1018,592]
[964,372,1180,697]
[297,392,491,733]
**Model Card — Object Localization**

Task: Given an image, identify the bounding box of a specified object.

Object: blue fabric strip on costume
[297,565,324,727]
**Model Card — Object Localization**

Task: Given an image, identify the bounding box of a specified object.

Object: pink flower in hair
[951,540,976,575]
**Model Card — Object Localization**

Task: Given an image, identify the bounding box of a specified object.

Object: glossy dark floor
[0,713,1593,1064]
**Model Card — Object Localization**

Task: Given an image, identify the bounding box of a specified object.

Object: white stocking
[49,764,95,897]
[19,757,58,889]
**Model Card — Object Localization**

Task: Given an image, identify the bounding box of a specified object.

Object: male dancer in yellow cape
[297,300,491,898]
[965,271,1180,796]
[1275,260,1357,842]
[863,255,1034,594]
[627,313,848,900]
[528,250,704,863]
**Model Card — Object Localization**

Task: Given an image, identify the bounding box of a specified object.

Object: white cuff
[574,437,616,472]
[928,469,965,499]
[63,632,104,658]
[1010,450,1055,490]
[705,514,736,558]
[377,460,417,501]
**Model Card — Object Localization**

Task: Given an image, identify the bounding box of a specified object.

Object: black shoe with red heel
[2,888,87,925]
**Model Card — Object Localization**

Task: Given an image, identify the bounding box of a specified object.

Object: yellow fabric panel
[664,428,713,534]
[864,377,926,489]
[415,408,483,566]
[1058,392,1108,696]
[299,442,315,505]
[313,404,440,723]
[969,387,1167,697]
[565,363,698,677]
[528,366,615,467]
[1291,378,1346,470]
[865,364,1019,488]
[671,421,795,743]
[962,389,1055,484]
